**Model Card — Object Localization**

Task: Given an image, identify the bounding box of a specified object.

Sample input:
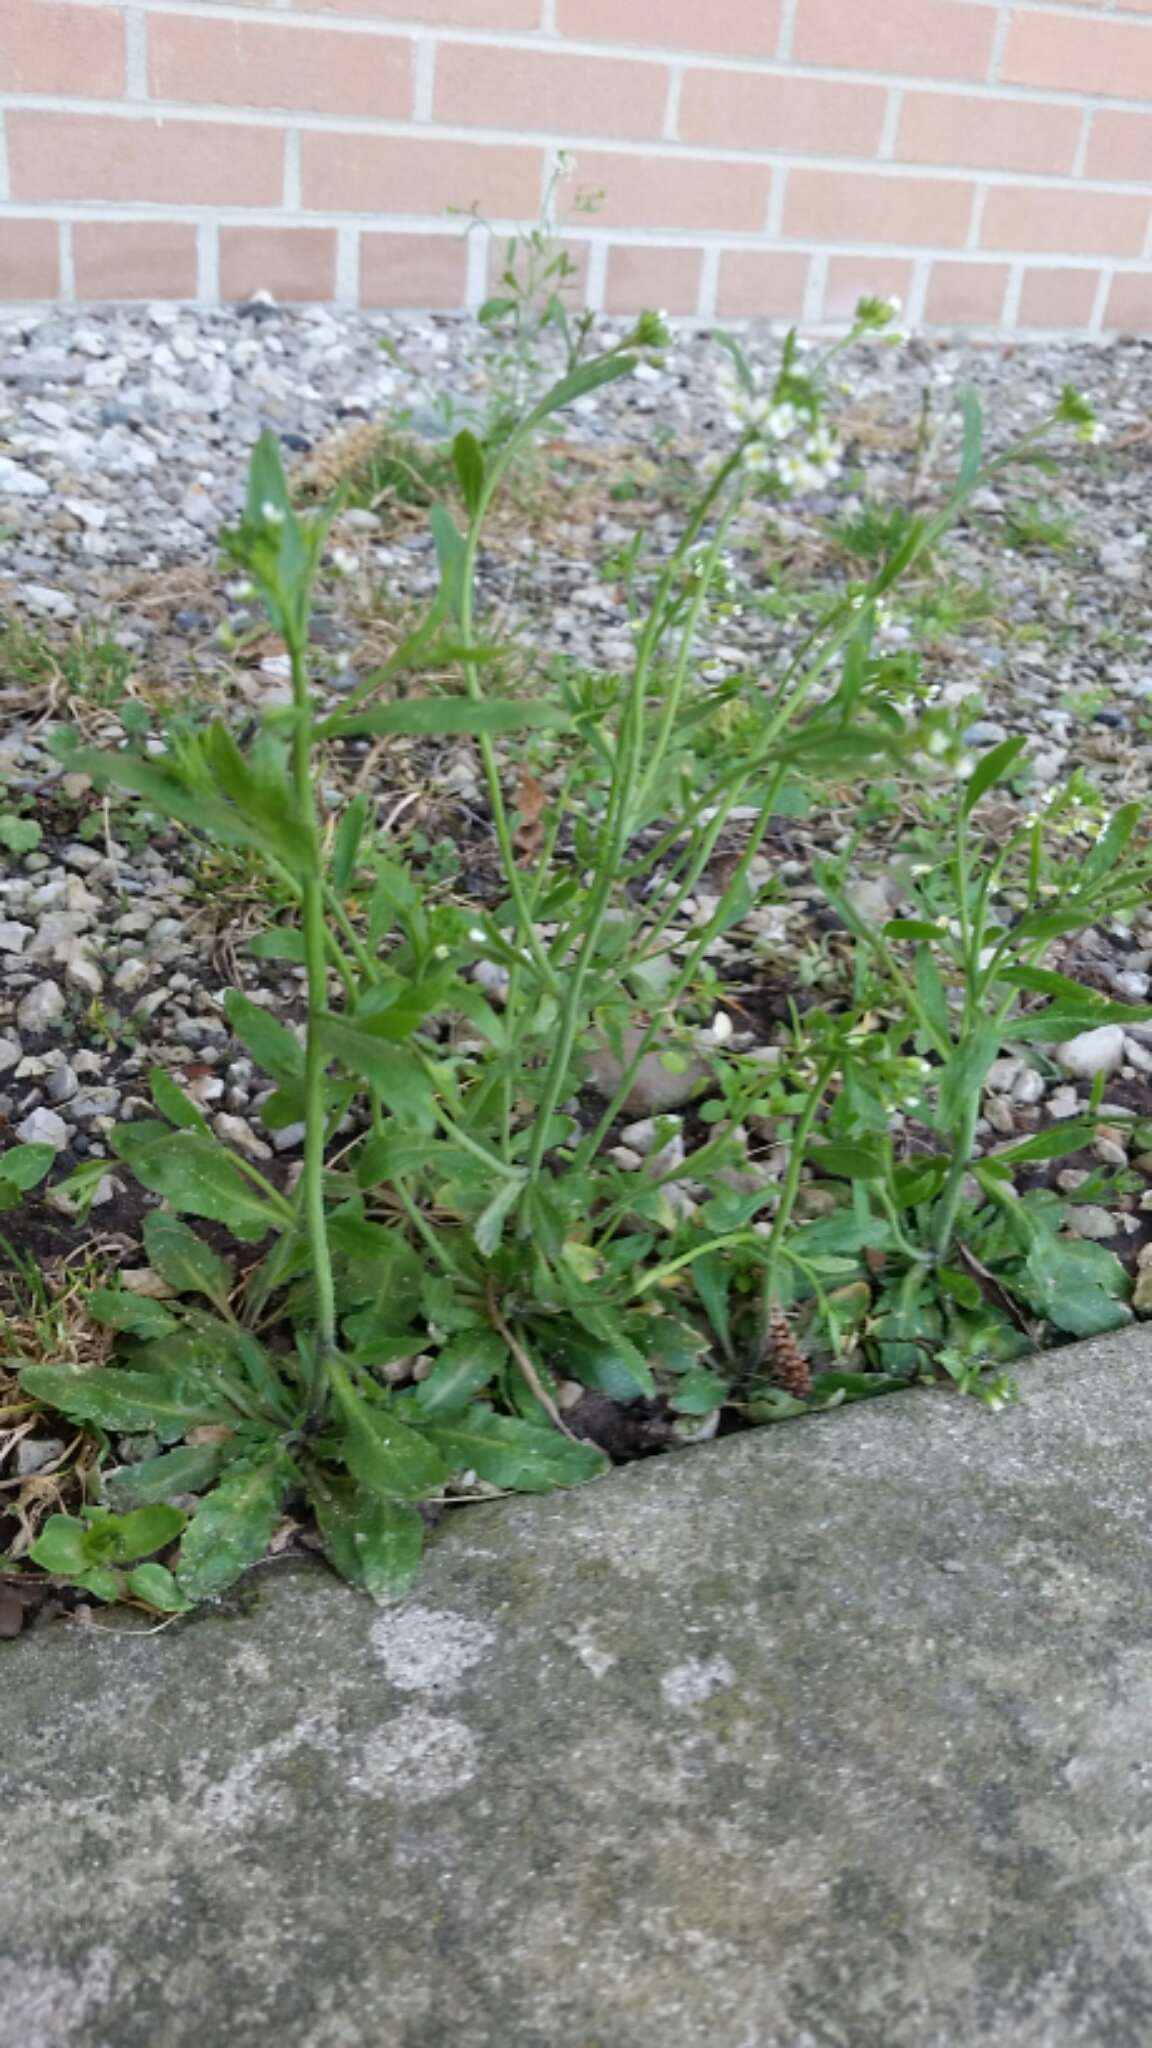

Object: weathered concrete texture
[7,1330,1152,2048]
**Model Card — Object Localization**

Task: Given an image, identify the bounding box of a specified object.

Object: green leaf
[419,1406,608,1493]
[104,1442,232,1509]
[110,1124,290,1241]
[0,1142,55,1192]
[1012,1005,1152,1043]
[472,1175,525,1257]
[150,1066,212,1135]
[29,1514,91,1578]
[552,1314,655,1400]
[428,501,467,620]
[452,428,486,515]
[936,1020,1001,1132]
[315,1016,434,1123]
[332,1368,450,1500]
[961,735,1028,816]
[223,991,304,1085]
[308,1472,424,1603]
[668,1367,730,1415]
[324,697,566,740]
[19,1364,238,1443]
[521,352,635,436]
[914,946,952,1051]
[0,814,42,854]
[175,1448,298,1601]
[1080,803,1141,888]
[126,1563,193,1612]
[884,919,948,942]
[86,1288,180,1340]
[994,1122,1098,1164]
[245,428,292,525]
[331,793,369,894]
[692,1248,732,1355]
[807,1141,886,1181]
[413,1332,507,1418]
[106,1504,188,1561]
[1021,1234,1130,1338]
[142,1212,234,1309]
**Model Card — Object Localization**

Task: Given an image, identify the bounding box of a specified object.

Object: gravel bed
[1,302,1151,1281]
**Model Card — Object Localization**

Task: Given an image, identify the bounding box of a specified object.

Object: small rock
[587,1030,708,1115]
[1134,1267,1152,1316]
[0,1037,21,1075]
[1094,1137,1130,1169]
[121,1268,178,1300]
[1065,1206,1118,1241]
[1048,1085,1082,1121]
[15,980,65,1033]
[0,921,33,954]
[15,1106,70,1151]
[985,1096,1015,1137]
[46,1063,79,1105]
[20,584,78,622]
[1012,1068,1046,1107]
[15,1437,64,1476]
[0,457,48,496]
[213,1112,273,1161]
[1055,1025,1126,1081]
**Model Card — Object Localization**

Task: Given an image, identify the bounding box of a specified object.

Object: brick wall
[3,0,1152,331]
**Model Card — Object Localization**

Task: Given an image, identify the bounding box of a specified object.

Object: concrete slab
[6,1328,1152,2048]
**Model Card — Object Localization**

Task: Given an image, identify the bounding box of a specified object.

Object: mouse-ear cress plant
[11,306,1146,1612]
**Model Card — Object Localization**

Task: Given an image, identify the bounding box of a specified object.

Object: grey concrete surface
[6,1328,1152,2048]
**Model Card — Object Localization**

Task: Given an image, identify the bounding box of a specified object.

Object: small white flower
[710,1011,733,1044]
[953,754,976,779]
[260,500,286,527]
[886,295,903,314]
[331,546,359,577]
[468,927,487,943]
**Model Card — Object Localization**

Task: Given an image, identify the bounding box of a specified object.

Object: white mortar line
[697,242,720,319]
[907,255,930,325]
[0,114,9,203]
[585,238,607,309]
[413,39,435,124]
[197,218,219,300]
[1071,104,1095,180]
[335,221,358,306]
[282,128,300,211]
[662,65,683,144]
[776,0,799,62]
[1088,264,1112,332]
[878,88,902,163]
[539,0,558,30]
[766,164,786,238]
[58,219,76,300]
[1001,258,1025,326]
[123,7,149,101]
[803,249,827,325]
[465,220,489,309]
[967,183,989,251]
[61,0,1152,16]
[990,2,1013,86]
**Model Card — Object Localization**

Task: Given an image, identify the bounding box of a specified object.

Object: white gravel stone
[15,1106,70,1151]
[15,980,65,1033]
[1055,1025,1126,1081]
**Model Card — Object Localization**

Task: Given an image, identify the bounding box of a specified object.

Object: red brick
[0,0,124,96]
[7,113,284,207]
[556,0,780,56]
[824,256,914,322]
[220,228,338,303]
[315,0,540,20]
[897,93,1081,175]
[1084,110,1152,182]
[793,0,994,81]
[982,185,1148,257]
[301,133,543,216]
[435,44,667,140]
[1002,13,1152,100]
[715,250,810,321]
[73,221,198,299]
[1018,268,1101,328]
[569,151,773,232]
[679,71,885,156]
[1105,272,1152,328]
[360,231,469,306]
[0,220,59,299]
[923,260,1009,326]
[149,16,413,120]
[785,170,975,248]
[603,244,702,313]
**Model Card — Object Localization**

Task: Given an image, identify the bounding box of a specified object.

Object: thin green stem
[289,643,339,1397]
